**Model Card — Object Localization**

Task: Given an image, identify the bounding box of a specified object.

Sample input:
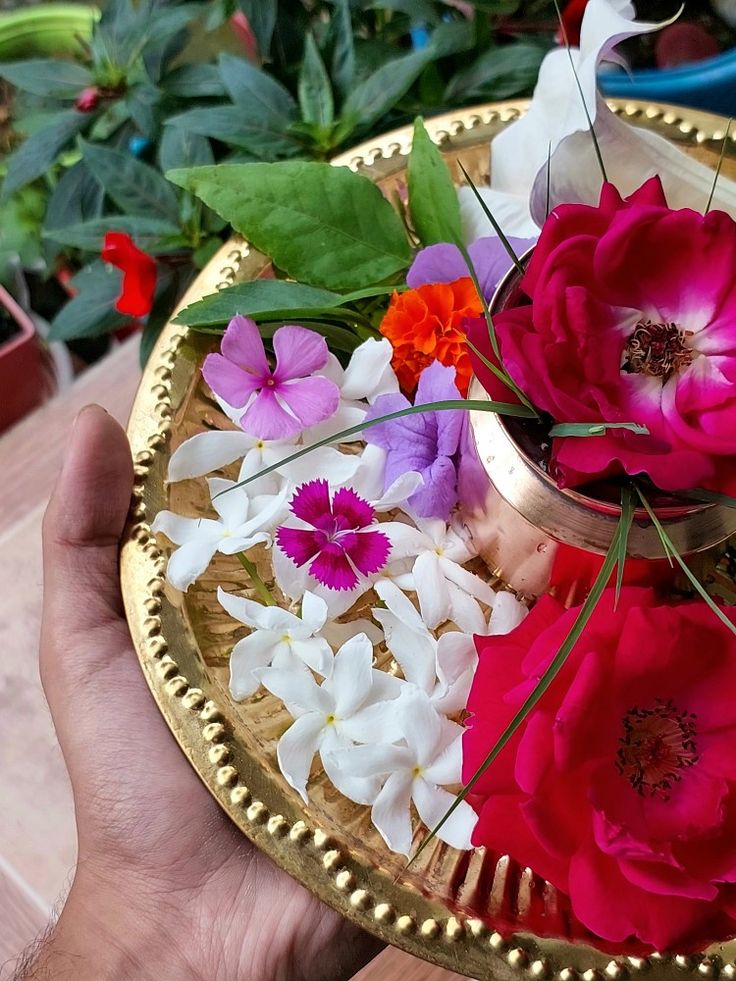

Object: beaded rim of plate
[120,99,736,981]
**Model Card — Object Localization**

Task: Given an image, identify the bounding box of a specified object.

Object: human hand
[29,404,382,981]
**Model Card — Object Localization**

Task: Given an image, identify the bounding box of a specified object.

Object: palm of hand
[38,406,379,981]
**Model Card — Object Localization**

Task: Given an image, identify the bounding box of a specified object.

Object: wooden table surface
[0,338,463,980]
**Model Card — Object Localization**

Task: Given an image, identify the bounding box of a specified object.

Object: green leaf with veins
[408,117,463,247]
[0,59,93,98]
[167,162,412,290]
[298,34,334,128]
[81,140,181,223]
[2,111,88,198]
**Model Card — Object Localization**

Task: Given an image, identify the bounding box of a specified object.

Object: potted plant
[0,282,52,432]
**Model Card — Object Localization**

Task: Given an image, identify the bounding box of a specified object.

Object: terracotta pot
[462,257,736,600]
[0,284,53,433]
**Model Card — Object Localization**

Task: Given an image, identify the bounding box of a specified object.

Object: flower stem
[236,553,277,607]
[214,398,536,499]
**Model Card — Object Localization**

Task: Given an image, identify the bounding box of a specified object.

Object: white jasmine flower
[382,517,496,632]
[219,588,333,699]
[347,444,424,513]
[373,580,477,715]
[152,478,287,591]
[257,633,402,804]
[308,338,400,440]
[327,688,477,856]
[168,429,360,494]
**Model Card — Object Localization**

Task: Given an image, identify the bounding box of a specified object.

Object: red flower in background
[465,588,736,950]
[559,0,589,46]
[101,232,157,318]
[74,86,100,113]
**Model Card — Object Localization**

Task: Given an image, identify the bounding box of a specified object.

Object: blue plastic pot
[599,49,736,116]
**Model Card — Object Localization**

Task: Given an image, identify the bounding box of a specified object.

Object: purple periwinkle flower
[407,235,535,299]
[365,360,466,521]
[202,316,340,440]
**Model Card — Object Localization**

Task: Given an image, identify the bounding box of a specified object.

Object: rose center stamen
[616,698,699,800]
[623,321,694,380]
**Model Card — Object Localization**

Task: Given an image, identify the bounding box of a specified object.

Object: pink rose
[469,178,736,494]
[465,588,736,950]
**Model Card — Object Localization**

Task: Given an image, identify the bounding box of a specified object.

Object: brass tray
[121,100,736,980]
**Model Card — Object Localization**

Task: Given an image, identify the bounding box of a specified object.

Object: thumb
[40,404,134,698]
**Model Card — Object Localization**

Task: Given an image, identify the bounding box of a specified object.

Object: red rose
[101,232,157,318]
[465,587,736,950]
[469,177,736,495]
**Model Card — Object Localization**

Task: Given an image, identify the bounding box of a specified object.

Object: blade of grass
[456,241,538,415]
[636,486,736,636]
[407,504,633,869]
[457,161,523,276]
[236,553,277,607]
[679,488,736,509]
[552,0,607,183]
[550,422,649,437]
[464,335,534,409]
[615,484,634,608]
[214,397,536,498]
[706,117,733,214]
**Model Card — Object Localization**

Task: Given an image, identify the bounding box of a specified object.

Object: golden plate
[121,100,736,979]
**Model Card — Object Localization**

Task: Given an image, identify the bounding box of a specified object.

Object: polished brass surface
[121,101,736,979]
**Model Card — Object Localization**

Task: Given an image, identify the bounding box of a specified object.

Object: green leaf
[615,485,634,608]
[177,278,398,329]
[175,280,343,326]
[637,487,736,638]
[44,161,104,234]
[167,107,297,159]
[236,0,278,61]
[367,0,439,23]
[48,260,127,340]
[341,48,432,133]
[164,64,226,98]
[2,111,88,198]
[44,216,181,253]
[125,82,162,140]
[222,397,536,496]
[88,100,132,142]
[328,0,355,99]
[159,127,214,173]
[218,54,296,120]
[168,162,412,290]
[445,42,546,102]
[549,422,650,437]
[192,238,223,269]
[428,18,476,58]
[259,319,359,354]
[0,59,93,98]
[298,34,334,128]
[80,140,181,223]
[408,117,463,247]
[409,501,633,868]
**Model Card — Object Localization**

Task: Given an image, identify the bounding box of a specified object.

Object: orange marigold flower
[379,277,482,396]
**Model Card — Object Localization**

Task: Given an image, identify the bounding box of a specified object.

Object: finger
[40,404,134,687]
